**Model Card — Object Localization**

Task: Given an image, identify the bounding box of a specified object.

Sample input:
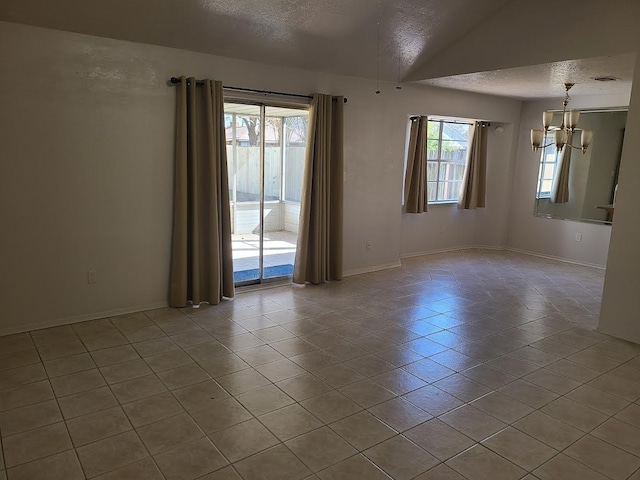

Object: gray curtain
[404,116,429,213]
[293,94,344,285]
[458,122,487,210]
[551,132,573,203]
[170,76,234,307]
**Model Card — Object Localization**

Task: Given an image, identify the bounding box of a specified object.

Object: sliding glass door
[224,102,309,286]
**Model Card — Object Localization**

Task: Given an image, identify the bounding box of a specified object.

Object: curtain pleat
[403,116,429,213]
[458,122,487,210]
[293,94,344,285]
[170,76,234,307]
[551,132,573,203]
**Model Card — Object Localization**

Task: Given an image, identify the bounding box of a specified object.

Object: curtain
[170,76,234,307]
[458,122,487,210]
[403,116,429,213]
[551,132,573,203]
[293,94,344,285]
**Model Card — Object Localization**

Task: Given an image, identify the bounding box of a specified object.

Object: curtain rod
[169,77,348,103]
[410,117,490,127]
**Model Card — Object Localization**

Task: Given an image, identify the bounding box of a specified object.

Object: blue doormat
[234,264,294,282]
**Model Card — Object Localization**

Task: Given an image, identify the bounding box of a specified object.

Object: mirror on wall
[534,108,627,225]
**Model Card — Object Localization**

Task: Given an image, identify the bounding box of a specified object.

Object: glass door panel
[225,102,308,285]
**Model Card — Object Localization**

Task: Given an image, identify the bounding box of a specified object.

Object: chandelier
[531,83,593,153]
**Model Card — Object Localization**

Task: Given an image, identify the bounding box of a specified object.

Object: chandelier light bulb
[531,129,544,151]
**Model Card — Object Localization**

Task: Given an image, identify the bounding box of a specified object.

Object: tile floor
[1,249,640,480]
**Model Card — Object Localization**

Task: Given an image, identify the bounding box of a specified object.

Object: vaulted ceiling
[1,0,638,99]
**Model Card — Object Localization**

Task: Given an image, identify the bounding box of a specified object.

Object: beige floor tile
[219,333,266,352]
[439,405,506,441]
[110,374,168,404]
[76,430,148,478]
[482,427,557,471]
[565,434,640,480]
[259,404,323,441]
[405,419,475,461]
[110,312,154,332]
[285,426,357,472]
[154,436,228,480]
[211,419,279,463]
[317,454,391,480]
[367,397,432,432]
[170,329,215,349]
[234,444,311,480]
[544,359,600,383]
[446,444,525,480]
[197,465,243,480]
[541,397,608,432]
[100,358,153,384]
[270,337,317,357]
[432,374,492,402]
[236,345,286,367]
[344,355,395,377]
[402,358,455,383]
[255,359,306,383]
[216,368,270,395]
[182,341,231,363]
[0,349,40,372]
[0,334,34,356]
[121,391,183,427]
[132,337,181,357]
[50,369,106,397]
[330,411,396,450]
[523,368,582,395]
[567,350,622,373]
[514,411,584,450]
[290,350,340,372]
[0,399,61,438]
[338,379,396,409]
[156,363,209,390]
[461,364,516,389]
[276,373,333,402]
[592,417,640,456]
[236,384,294,416]
[5,450,84,480]
[82,332,129,351]
[190,397,252,434]
[43,352,96,378]
[589,373,640,402]
[508,347,560,367]
[485,355,539,377]
[93,457,163,479]
[566,384,630,415]
[313,364,366,388]
[402,385,464,416]
[90,345,140,367]
[498,379,559,409]
[73,319,118,339]
[470,391,533,423]
[58,386,118,419]
[372,369,427,395]
[37,339,87,361]
[0,363,47,389]
[3,422,72,468]
[430,349,481,371]
[199,354,250,378]
[66,405,132,446]
[615,402,640,428]
[31,326,78,347]
[172,379,229,411]
[301,391,362,424]
[364,434,438,479]
[137,413,204,454]
[414,464,466,479]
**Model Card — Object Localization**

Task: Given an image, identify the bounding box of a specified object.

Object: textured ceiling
[1,0,638,99]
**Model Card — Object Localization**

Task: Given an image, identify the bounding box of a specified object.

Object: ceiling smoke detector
[593,76,618,82]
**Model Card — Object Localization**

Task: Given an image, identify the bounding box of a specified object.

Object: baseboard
[505,247,606,270]
[400,244,506,259]
[343,261,402,277]
[0,301,169,337]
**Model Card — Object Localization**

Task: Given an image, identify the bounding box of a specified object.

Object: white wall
[599,58,640,344]
[506,94,630,268]
[0,22,523,335]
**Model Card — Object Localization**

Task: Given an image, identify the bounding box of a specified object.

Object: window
[536,135,559,198]
[427,118,472,203]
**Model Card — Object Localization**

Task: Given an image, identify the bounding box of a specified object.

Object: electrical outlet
[87,269,97,284]
[575,233,582,242]
[366,241,372,251]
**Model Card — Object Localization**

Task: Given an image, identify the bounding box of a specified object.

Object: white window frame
[536,134,559,199]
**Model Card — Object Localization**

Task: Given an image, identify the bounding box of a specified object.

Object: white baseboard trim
[0,301,169,337]
[343,261,402,277]
[400,245,506,259]
[505,247,606,270]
